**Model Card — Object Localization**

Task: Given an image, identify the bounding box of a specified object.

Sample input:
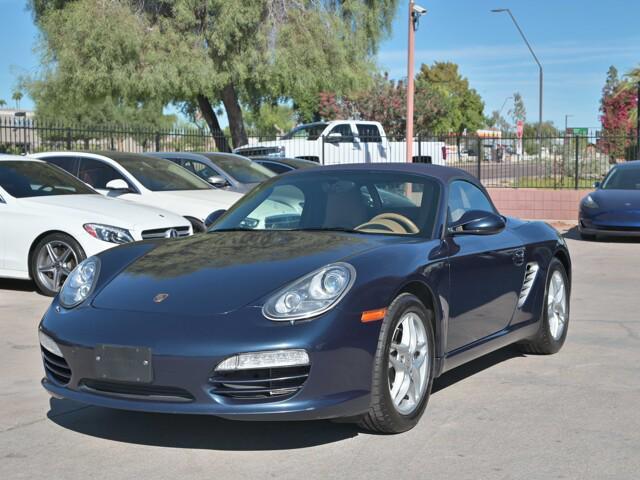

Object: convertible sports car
[579,160,640,239]
[39,164,571,433]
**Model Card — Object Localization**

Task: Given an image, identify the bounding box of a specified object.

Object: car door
[325,123,358,164]
[445,180,525,352]
[77,157,134,197]
[355,123,387,162]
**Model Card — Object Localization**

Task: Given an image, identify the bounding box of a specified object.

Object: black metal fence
[2,116,638,189]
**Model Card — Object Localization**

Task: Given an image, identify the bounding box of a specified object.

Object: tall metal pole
[492,9,543,138]
[565,114,573,133]
[406,1,416,163]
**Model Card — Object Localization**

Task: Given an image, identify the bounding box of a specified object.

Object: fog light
[39,331,63,357]
[215,349,310,371]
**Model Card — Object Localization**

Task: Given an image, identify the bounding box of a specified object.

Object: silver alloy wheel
[388,312,429,415]
[36,240,78,292]
[547,270,567,340]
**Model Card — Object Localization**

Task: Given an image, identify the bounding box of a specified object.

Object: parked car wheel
[519,258,569,355]
[358,293,435,434]
[30,233,86,296]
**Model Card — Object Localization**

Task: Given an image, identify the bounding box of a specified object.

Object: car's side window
[356,124,383,143]
[448,180,495,223]
[78,158,129,190]
[258,161,291,174]
[328,124,354,143]
[45,156,78,175]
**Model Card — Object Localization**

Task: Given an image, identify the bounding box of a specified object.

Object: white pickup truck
[234,120,447,165]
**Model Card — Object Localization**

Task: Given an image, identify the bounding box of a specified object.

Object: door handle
[512,248,525,266]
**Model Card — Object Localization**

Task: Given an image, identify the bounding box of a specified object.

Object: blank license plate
[94,345,153,383]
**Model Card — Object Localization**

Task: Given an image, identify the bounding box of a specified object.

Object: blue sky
[1,0,639,130]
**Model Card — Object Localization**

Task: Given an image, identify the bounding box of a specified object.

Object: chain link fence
[1,116,638,189]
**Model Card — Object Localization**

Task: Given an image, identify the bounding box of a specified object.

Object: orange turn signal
[360,308,387,323]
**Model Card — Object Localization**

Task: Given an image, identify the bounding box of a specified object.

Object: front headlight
[59,256,100,308]
[263,262,356,321]
[583,195,599,209]
[84,223,134,244]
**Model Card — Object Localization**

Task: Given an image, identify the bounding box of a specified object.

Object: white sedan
[0,155,193,295]
[32,152,243,232]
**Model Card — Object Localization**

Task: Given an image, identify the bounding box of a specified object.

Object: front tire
[519,258,570,354]
[358,293,435,434]
[30,233,86,296]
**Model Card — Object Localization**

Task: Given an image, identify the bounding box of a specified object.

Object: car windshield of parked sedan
[115,157,212,191]
[210,171,441,236]
[601,166,640,190]
[281,123,328,141]
[0,161,96,198]
[203,154,274,183]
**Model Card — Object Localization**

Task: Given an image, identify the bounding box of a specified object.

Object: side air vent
[41,347,72,385]
[209,366,310,400]
[517,262,539,308]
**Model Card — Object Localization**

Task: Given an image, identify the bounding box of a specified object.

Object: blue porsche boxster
[39,164,571,433]
[579,160,640,240]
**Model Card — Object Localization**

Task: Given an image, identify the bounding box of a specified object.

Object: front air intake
[209,366,310,400]
[517,262,539,308]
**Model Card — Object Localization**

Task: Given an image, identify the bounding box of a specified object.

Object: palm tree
[12,90,23,110]
[0,99,6,108]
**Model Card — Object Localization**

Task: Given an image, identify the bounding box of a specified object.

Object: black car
[252,156,320,174]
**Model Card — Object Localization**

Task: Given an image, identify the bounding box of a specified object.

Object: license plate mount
[94,345,153,383]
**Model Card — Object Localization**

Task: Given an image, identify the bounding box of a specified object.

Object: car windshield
[281,123,328,141]
[210,171,440,236]
[601,166,640,190]
[116,156,212,191]
[0,160,96,198]
[203,154,274,183]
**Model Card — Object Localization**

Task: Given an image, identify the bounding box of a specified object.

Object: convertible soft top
[285,162,480,186]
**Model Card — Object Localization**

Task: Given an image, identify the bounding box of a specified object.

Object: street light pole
[406,2,427,163]
[492,8,543,138]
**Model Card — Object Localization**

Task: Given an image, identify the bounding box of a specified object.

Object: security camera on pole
[406,1,427,163]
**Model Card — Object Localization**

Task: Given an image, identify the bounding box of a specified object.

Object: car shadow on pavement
[46,345,525,449]
[0,278,37,292]
[563,226,640,243]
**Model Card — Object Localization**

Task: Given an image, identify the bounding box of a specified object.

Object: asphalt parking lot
[1,230,639,480]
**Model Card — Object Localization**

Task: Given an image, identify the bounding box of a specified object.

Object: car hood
[589,190,640,210]
[21,194,187,230]
[143,189,243,220]
[93,231,386,315]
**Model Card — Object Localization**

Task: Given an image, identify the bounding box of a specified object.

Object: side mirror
[207,175,229,188]
[593,181,600,188]
[205,209,227,227]
[105,179,130,191]
[448,210,506,236]
[325,132,342,144]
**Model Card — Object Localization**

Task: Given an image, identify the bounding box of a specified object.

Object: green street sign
[567,127,588,136]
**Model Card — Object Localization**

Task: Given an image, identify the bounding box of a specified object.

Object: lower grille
[41,347,72,385]
[141,226,191,240]
[80,380,194,403]
[210,366,310,400]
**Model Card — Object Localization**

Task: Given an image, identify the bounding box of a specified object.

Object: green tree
[12,90,23,110]
[245,104,295,139]
[28,0,398,150]
[414,62,484,135]
[0,99,6,108]
[509,92,526,125]
[486,110,510,132]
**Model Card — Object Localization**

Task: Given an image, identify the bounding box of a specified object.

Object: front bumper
[39,303,378,420]
[579,211,640,237]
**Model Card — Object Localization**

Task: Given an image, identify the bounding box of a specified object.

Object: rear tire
[358,293,435,434]
[519,258,570,355]
[30,233,86,297]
